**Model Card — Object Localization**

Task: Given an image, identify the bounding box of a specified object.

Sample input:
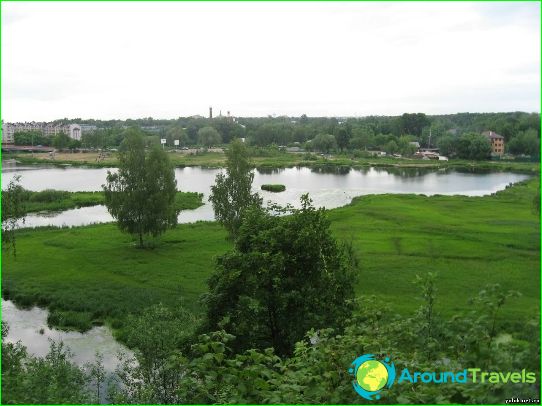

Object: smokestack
[209,107,213,119]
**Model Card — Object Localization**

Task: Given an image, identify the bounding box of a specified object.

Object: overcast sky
[2,2,540,121]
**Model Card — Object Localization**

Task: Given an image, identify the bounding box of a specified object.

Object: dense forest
[14,112,541,160]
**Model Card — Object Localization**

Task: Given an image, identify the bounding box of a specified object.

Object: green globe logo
[356,360,388,391]
[349,354,396,400]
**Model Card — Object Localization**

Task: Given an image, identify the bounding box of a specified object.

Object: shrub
[261,184,286,192]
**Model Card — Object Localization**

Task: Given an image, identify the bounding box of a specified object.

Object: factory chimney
[209,107,213,119]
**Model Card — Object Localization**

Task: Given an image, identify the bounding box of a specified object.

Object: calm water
[2,164,530,228]
[2,299,131,371]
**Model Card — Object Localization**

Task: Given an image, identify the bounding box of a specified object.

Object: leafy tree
[397,135,418,156]
[384,139,399,155]
[1,175,26,257]
[2,326,94,404]
[52,132,71,149]
[334,128,351,152]
[507,129,540,157]
[311,133,336,153]
[103,131,178,247]
[397,113,430,136]
[110,304,196,404]
[13,131,50,146]
[209,139,262,239]
[197,126,222,148]
[457,133,491,160]
[203,195,357,356]
[437,135,458,157]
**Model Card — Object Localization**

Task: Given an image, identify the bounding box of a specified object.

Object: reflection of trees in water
[370,167,436,178]
[310,165,351,175]
[452,167,493,174]
[256,167,286,175]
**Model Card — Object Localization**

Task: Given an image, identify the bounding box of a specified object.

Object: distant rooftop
[482,130,504,139]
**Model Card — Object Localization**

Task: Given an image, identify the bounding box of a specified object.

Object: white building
[2,122,82,144]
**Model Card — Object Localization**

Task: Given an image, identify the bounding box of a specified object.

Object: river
[2,164,530,228]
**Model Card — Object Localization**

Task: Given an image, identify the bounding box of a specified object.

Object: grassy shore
[2,178,539,333]
[7,189,204,215]
[4,151,539,174]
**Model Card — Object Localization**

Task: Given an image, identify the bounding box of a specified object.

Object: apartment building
[2,122,82,144]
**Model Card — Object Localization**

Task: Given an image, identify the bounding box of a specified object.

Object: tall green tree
[334,128,351,152]
[203,195,356,356]
[197,126,222,148]
[52,132,71,149]
[103,131,178,247]
[311,134,336,153]
[457,133,491,160]
[1,176,26,258]
[209,139,261,239]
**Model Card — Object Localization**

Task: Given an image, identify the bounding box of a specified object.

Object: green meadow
[2,178,539,333]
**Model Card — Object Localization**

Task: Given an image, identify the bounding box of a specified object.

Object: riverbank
[3,189,204,216]
[3,178,539,336]
[4,151,539,174]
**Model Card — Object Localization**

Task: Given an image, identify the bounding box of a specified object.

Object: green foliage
[52,132,72,150]
[335,127,351,151]
[457,133,492,160]
[2,337,93,404]
[261,184,286,192]
[507,129,540,157]
[1,175,26,257]
[3,179,538,332]
[13,131,51,146]
[47,309,94,332]
[103,131,178,247]
[203,195,357,356]
[110,304,198,404]
[197,126,222,148]
[106,279,538,404]
[397,113,430,136]
[311,133,337,153]
[209,139,262,239]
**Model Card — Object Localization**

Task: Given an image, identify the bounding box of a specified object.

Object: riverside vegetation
[2,178,538,331]
[0,188,203,216]
[2,131,539,403]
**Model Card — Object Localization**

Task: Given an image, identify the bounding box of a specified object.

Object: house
[482,131,505,156]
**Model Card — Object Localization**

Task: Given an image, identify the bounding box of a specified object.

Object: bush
[29,189,70,203]
[261,184,286,192]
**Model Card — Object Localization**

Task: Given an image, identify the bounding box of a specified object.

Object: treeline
[13,112,540,159]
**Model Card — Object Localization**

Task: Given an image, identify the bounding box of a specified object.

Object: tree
[397,113,430,136]
[103,131,178,247]
[384,140,399,155]
[334,128,350,152]
[311,134,336,153]
[1,176,26,257]
[203,195,356,356]
[52,132,71,150]
[457,133,491,160]
[437,135,457,157]
[209,139,262,239]
[197,126,222,148]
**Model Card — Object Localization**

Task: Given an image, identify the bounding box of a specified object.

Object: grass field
[5,151,539,174]
[2,178,539,333]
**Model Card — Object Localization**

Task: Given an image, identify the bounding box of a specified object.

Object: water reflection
[2,299,131,371]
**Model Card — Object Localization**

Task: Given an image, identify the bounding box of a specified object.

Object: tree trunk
[139,232,143,248]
